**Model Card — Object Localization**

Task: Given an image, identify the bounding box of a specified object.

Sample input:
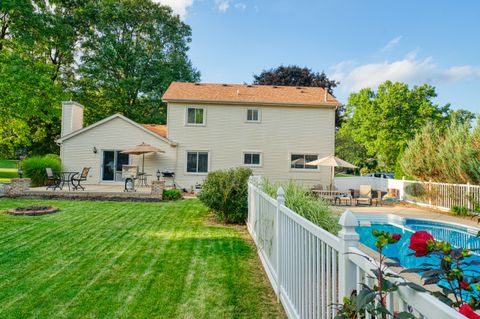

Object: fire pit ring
[7,205,59,216]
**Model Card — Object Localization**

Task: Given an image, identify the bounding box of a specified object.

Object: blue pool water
[356,215,480,298]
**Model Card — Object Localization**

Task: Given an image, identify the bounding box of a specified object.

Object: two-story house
[57,82,340,189]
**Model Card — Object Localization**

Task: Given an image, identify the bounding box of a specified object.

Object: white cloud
[234,2,247,11]
[215,0,231,12]
[380,36,402,52]
[153,0,195,19]
[332,54,480,93]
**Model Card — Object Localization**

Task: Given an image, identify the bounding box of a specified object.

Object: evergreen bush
[198,167,252,223]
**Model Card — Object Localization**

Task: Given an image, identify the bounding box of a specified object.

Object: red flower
[392,233,401,241]
[459,304,480,319]
[408,231,435,257]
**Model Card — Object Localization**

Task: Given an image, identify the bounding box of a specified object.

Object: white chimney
[61,101,84,137]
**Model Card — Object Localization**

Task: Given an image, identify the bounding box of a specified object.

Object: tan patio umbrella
[306,155,357,189]
[121,142,165,174]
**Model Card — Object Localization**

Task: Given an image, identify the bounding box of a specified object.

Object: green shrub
[163,188,182,200]
[44,153,61,162]
[21,155,62,186]
[451,205,469,216]
[198,167,252,224]
[263,180,339,234]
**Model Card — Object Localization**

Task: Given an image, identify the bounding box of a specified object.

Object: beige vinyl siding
[167,102,335,188]
[60,117,177,184]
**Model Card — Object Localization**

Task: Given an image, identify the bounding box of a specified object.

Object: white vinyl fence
[247,177,464,319]
[334,176,480,212]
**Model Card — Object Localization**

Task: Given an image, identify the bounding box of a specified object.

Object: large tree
[253,65,338,94]
[0,0,200,157]
[0,50,65,158]
[76,0,200,125]
[252,65,343,128]
[338,81,455,171]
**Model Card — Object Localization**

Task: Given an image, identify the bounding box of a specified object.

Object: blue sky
[158,0,480,112]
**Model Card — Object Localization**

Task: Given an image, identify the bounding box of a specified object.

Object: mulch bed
[7,205,59,216]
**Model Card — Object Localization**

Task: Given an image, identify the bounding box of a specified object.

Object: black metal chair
[72,167,90,191]
[45,167,61,190]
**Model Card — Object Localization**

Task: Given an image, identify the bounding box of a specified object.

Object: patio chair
[335,189,354,206]
[72,167,90,191]
[356,185,372,206]
[45,167,61,190]
[371,190,383,207]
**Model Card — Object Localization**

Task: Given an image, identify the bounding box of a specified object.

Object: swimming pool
[356,214,480,298]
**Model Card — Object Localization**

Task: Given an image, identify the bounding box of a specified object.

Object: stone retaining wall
[8,178,31,196]
[7,178,171,202]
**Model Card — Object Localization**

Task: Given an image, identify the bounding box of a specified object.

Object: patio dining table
[312,190,349,204]
[59,171,78,191]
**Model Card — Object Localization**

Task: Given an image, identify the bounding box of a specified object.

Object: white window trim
[245,108,261,123]
[185,106,206,126]
[289,152,320,171]
[242,151,263,167]
[185,150,210,175]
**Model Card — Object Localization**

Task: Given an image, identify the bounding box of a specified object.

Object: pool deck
[332,204,480,229]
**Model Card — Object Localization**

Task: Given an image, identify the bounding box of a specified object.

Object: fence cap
[339,210,358,227]
[277,186,285,197]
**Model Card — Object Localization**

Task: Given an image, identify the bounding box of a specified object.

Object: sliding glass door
[102,150,130,181]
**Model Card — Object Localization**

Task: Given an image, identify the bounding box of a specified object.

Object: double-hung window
[186,107,205,125]
[246,109,260,122]
[243,152,261,166]
[186,151,209,173]
[290,154,318,170]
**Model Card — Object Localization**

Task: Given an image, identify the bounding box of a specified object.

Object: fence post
[400,176,405,200]
[429,179,432,207]
[247,177,253,226]
[276,186,285,301]
[338,210,360,300]
[467,182,471,211]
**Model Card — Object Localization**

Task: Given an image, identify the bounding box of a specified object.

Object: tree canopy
[0,0,199,158]
[253,65,338,94]
[252,65,343,128]
[76,0,200,125]
[337,81,475,172]
[401,121,480,183]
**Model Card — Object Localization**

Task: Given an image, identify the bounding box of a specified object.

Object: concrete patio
[332,204,480,229]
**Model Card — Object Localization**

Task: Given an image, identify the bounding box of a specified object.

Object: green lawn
[0,198,284,319]
[0,160,18,183]
[0,159,17,169]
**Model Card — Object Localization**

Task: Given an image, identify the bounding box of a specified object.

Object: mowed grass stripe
[0,199,285,318]
[30,202,184,317]
[111,207,192,319]
[11,204,153,315]
[0,200,110,250]
[0,202,148,314]
[54,209,161,317]
[0,202,131,290]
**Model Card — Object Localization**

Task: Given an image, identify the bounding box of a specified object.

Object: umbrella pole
[142,154,145,174]
[331,166,334,190]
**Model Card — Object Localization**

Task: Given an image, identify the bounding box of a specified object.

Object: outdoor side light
[93,146,97,154]
[156,169,161,181]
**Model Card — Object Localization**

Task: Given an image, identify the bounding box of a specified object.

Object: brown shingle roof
[142,124,167,138]
[162,82,340,107]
